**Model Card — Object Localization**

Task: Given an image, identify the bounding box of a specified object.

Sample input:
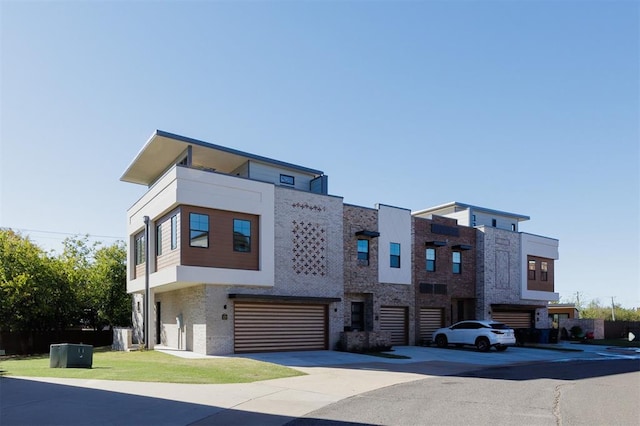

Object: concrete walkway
[2,343,637,426]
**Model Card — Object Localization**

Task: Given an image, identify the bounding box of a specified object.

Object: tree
[87,241,131,329]
[0,229,78,331]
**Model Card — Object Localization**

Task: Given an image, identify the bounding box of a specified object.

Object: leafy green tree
[88,241,131,329]
[0,229,77,331]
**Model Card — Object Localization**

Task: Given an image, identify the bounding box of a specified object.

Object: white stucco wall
[377,204,412,285]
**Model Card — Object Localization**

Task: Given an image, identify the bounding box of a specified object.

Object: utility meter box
[49,343,93,368]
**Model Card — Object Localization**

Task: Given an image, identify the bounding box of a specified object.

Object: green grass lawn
[0,348,305,384]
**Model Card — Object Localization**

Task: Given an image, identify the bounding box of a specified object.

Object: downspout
[143,215,150,350]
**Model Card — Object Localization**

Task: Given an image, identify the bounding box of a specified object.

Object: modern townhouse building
[413,214,476,345]
[413,202,559,330]
[343,203,414,348]
[121,130,343,355]
[122,131,559,355]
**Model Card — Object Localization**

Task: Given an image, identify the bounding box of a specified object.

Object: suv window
[489,323,510,329]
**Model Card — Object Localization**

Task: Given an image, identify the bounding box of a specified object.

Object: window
[280,174,295,185]
[390,243,400,268]
[541,261,548,281]
[472,214,476,226]
[452,251,461,274]
[357,239,369,264]
[492,219,497,227]
[528,260,536,280]
[170,215,177,250]
[156,224,163,256]
[189,213,209,248]
[351,302,364,331]
[426,248,436,272]
[233,219,251,252]
[511,223,516,231]
[135,234,145,265]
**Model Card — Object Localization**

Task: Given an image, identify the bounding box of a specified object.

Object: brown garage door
[234,302,327,353]
[380,306,408,345]
[419,308,444,344]
[492,311,533,329]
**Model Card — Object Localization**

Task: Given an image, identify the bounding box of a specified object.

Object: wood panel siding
[181,206,259,270]
[526,255,555,292]
[380,306,408,345]
[234,302,327,353]
[156,209,181,272]
[419,308,444,344]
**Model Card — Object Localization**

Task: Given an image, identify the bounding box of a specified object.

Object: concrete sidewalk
[2,343,635,426]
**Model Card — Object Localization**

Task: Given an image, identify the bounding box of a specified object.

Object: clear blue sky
[1,1,638,308]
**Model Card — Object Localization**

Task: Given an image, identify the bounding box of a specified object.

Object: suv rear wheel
[476,337,490,352]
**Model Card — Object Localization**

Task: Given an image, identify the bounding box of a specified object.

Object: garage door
[380,306,408,345]
[419,308,444,344]
[492,311,533,329]
[234,302,327,353]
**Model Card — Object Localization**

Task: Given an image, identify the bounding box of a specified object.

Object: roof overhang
[121,130,324,186]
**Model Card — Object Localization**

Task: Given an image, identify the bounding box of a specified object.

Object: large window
[189,213,209,248]
[135,234,145,265]
[233,219,251,252]
[390,242,401,268]
[528,260,536,280]
[452,251,461,274]
[426,248,436,272]
[357,239,369,264]
[541,261,548,281]
[156,224,163,256]
[170,215,177,250]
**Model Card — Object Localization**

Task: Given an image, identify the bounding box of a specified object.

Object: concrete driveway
[2,343,637,426]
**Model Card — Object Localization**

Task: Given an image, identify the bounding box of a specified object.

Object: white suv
[433,320,516,352]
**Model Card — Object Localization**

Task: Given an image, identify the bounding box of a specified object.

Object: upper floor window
[135,234,145,265]
[357,239,369,264]
[233,219,251,252]
[541,261,548,281]
[492,219,497,227]
[452,251,461,274]
[511,223,516,231]
[156,223,163,256]
[390,243,401,268]
[170,215,178,250]
[280,174,295,185]
[189,213,209,248]
[528,260,536,280]
[426,248,436,272]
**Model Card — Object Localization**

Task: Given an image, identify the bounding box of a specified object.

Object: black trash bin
[50,344,93,368]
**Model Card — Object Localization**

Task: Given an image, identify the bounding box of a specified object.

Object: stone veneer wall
[155,285,207,353]
[476,226,550,327]
[208,186,345,354]
[343,204,415,344]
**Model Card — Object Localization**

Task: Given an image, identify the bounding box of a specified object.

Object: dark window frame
[233,218,251,252]
[156,223,163,256]
[426,248,436,272]
[170,215,177,250]
[452,251,461,274]
[528,260,536,280]
[541,261,548,281]
[189,213,209,248]
[357,239,369,264]
[135,234,145,265]
[390,242,401,268]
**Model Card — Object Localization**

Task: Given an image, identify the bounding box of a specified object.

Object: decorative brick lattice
[292,202,326,212]
[292,220,327,276]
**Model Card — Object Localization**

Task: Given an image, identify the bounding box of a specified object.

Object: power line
[1,227,125,240]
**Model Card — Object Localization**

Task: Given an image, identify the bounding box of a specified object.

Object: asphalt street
[288,358,640,426]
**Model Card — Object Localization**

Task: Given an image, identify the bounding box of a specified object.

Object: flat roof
[121,130,324,186]
[413,201,530,222]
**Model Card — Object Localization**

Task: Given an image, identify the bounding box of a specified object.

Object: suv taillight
[491,330,504,335]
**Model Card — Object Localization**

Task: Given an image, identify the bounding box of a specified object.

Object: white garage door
[234,302,327,353]
[492,311,533,329]
[380,306,408,346]
[419,308,444,343]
